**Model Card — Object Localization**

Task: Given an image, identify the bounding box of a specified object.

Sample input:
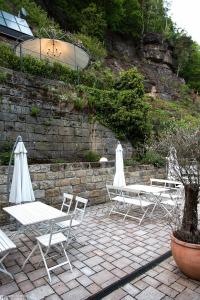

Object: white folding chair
[0,230,16,279]
[57,196,88,241]
[22,215,73,283]
[61,193,74,214]
[107,185,152,224]
[106,185,127,217]
[160,186,184,217]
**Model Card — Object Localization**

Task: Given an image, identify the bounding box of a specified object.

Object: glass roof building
[0,10,33,40]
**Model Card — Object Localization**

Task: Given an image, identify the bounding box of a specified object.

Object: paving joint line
[86,250,172,300]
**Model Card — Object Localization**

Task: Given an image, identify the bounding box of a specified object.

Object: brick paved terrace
[0,203,200,300]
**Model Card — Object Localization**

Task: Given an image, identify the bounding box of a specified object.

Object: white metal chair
[61,193,74,214]
[160,186,185,217]
[0,230,16,279]
[107,185,127,217]
[22,214,73,283]
[107,185,152,224]
[57,196,88,240]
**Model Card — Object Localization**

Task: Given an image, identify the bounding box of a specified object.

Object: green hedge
[0,43,78,83]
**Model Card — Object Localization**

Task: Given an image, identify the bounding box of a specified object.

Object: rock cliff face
[106,32,184,100]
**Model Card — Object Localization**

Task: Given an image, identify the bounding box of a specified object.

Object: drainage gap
[87,250,172,300]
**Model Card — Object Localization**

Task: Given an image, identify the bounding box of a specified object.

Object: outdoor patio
[0,203,200,300]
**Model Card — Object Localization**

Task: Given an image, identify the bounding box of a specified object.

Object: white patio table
[126,184,170,194]
[3,201,66,231]
[126,184,173,217]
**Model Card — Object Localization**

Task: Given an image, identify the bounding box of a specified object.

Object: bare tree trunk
[181,184,199,232]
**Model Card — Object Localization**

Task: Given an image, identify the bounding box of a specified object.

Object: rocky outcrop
[106,32,184,100]
[143,32,173,67]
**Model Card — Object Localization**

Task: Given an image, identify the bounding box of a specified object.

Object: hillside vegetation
[0,0,200,163]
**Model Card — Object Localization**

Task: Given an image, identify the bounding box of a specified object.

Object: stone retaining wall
[0,162,165,224]
[0,67,132,162]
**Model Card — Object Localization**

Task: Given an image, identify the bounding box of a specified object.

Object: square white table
[126,184,170,194]
[3,201,66,226]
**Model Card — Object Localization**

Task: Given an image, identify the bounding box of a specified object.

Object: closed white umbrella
[9,137,35,204]
[113,142,126,187]
[167,146,180,180]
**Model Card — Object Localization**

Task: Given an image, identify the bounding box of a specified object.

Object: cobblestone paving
[0,203,199,299]
[102,257,200,300]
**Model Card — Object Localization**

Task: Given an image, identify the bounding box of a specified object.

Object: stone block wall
[0,67,132,162]
[0,162,165,224]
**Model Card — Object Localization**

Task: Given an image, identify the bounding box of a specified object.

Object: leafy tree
[181,44,200,93]
[80,67,151,145]
[172,30,193,77]
[80,3,107,40]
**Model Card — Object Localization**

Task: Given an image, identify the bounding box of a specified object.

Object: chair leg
[139,207,150,225]
[0,253,14,279]
[61,243,73,272]
[0,264,14,279]
[38,242,52,283]
[22,244,38,269]
[123,205,132,221]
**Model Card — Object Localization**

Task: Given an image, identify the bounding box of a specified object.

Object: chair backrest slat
[74,196,88,223]
[61,193,73,213]
[47,214,74,251]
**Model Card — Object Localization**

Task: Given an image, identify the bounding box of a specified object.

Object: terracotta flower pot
[171,234,200,281]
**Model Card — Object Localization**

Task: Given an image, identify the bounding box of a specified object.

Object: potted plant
[154,127,200,280]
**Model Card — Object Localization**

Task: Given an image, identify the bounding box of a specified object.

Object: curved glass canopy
[15,38,90,70]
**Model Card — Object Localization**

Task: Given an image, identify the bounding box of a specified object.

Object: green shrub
[0,43,20,70]
[0,43,79,83]
[30,106,40,117]
[78,82,151,146]
[73,33,107,60]
[0,71,10,83]
[140,150,165,167]
[84,150,101,162]
[80,3,107,41]
[124,159,138,167]
[74,97,84,110]
[81,62,115,89]
[55,159,65,163]
[0,142,12,165]
[115,68,144,96]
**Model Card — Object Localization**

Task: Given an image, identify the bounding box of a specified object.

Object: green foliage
[139,150,165,167]
[145,96,200,139]
[55,159,65,163]
[78,67,151,145]
[0,71,10,83]
[0,0,56,34]
[0,43,79,83]
[140,0,173,35]
[84,150,101,162]
[181,44,200,92]
[80,3,107,41]
[115,68,144,95]
[0,142,12,165]
[0,44,21,70]
[73,97,84,110]
[73,33,107,60]
[124,158,138,167]
[81,61,115,89]
[30,106,40,117]
[172,31,194,77]
[104,0,142,40]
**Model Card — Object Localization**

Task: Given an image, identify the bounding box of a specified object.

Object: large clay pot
[171,234,200,281]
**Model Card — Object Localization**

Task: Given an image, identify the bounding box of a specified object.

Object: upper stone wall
[0,67,133,162]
